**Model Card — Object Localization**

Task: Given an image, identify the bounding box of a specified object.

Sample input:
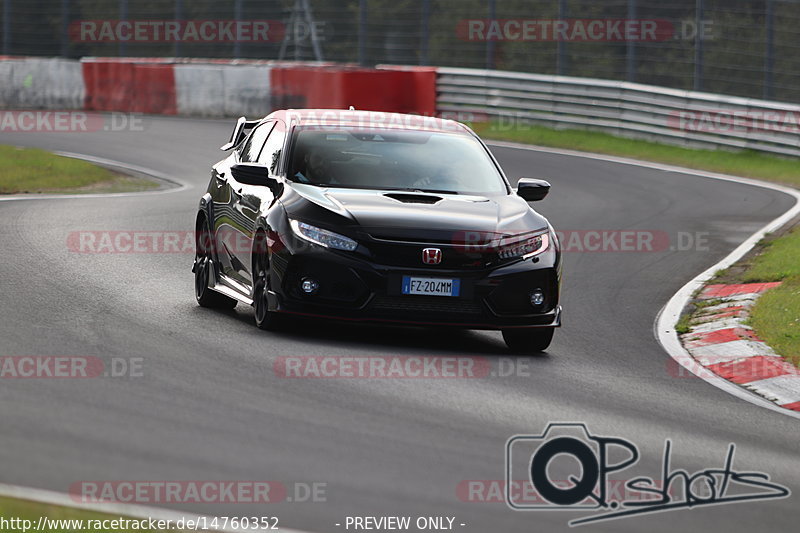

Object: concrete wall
[0,58,84,109]
[174,64,272,118]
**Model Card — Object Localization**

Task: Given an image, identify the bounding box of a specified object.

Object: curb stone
[680,282,800,412]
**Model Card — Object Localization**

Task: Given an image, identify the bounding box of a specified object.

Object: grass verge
[0,145,158,195]
[0,495,177,533]
[710,226,800,367]
[749,278,800,367]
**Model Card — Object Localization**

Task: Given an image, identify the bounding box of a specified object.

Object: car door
[233,120,288,288]
[212,120,275,286]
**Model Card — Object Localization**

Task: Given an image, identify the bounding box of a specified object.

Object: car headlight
[289,219,358,251]
[497,231,549,260]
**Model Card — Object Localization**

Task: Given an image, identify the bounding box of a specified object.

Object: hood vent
[383,193,442,204]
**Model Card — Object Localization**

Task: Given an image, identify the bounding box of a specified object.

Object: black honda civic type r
[193,109,562,352]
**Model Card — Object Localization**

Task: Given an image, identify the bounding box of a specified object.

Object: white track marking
[0,151,191,202]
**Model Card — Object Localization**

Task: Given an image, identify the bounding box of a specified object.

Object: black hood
[282,184,549,241]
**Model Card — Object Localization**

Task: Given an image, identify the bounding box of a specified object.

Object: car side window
[257,121,287,175]
[239,122,275,163]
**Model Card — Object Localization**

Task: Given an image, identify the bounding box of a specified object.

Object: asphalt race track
[1,116,798,533]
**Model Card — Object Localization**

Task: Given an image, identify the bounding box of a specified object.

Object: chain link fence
[3,0,800,103]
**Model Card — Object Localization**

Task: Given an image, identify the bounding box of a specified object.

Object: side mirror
[230,163,273,186]
[516,178,551,202]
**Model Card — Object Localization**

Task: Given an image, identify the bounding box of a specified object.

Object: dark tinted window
[239,122,275,163]
[258,121,287,174]
[288,128,507,195]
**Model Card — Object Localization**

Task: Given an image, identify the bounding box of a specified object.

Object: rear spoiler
[220,116,260,151]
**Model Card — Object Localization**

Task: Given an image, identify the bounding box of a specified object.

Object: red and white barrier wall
[0,57,437,119]
[0,58,85,110]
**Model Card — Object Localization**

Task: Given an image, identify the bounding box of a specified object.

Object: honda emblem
[422,248,442,265]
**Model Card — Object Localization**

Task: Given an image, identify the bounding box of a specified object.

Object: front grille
[370,295,483,315]
[367,242,490,269]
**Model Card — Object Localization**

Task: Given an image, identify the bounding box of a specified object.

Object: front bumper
[268,241,562,330]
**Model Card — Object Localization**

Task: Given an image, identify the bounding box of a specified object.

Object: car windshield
[288,127,508,195]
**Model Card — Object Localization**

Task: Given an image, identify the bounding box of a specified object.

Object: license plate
[401,276,460,297]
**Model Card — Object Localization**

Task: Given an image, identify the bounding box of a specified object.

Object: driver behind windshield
[293,149,331,184]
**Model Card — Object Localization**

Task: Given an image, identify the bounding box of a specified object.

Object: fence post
[234,0,243,58]
[118,0,128,57]
[764,0,775,100]
[358,0,367,66]
[486,0,495,69]
[60,0,70,57]
[557,0,567,75]
[174,0,183,57]
[626,0,636,82]
[420,0,430,66]
[693,0,704,91]
[1,0,8,56]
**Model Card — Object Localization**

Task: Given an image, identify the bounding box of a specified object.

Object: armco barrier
[436,67,800,158]
[0,58,84,110]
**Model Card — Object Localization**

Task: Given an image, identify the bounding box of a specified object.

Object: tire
[252,243,281,330]
[502,327,554,354]
[194,218,237,310]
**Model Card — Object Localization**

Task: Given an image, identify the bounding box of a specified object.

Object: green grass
[750,278,800,367]
[675,314,693,335]
[0,145,157,194]
[740,227,800,282]
[471,122,800,186]
[0,496,177,533]
[698,227,800,367]
[737,227,800,367]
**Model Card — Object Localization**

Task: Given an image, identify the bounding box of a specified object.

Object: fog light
[301,278,319,294]
[530,289,545,307]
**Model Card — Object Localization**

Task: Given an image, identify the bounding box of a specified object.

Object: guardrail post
[557,0,567,75]
[486,0,496,70]
[626,0,637,82]
[764,0,775,100]
[693,0,704,91]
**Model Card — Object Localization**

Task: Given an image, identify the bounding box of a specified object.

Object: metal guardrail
[437,67,800,158]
